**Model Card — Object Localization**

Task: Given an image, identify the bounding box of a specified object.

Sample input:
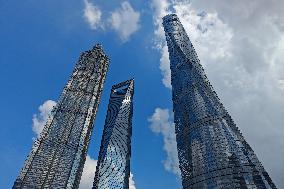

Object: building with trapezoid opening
[92,79,134,189]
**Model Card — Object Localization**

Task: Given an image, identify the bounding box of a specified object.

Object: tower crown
[162,14,181,34]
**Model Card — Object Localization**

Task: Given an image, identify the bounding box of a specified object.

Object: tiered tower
[163,14,277,189]
[13,44,109,189]
[92,79,134,189]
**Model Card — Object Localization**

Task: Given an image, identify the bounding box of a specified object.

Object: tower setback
[163,14,277,189]
[92,79,134,189]
[13,44,109,189]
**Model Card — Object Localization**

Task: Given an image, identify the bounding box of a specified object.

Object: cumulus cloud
[83,0,102,30]
[83,1,140,42]
[79,155,97,189]
[148,108,180,176]
[151,0,284,187]
[159,46,171,88]
[151,0,172,88]
[129,172,136,189]
[108,1,141,42]
[32,100,56,138]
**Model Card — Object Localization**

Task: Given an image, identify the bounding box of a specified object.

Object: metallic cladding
[92,79,134,189]
[163,14,277,189]
[13,44,109,189]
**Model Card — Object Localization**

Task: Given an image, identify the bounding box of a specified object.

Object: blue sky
[1,0,284,188]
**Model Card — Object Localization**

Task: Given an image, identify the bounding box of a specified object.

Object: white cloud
[129,172,136,189]
[83,0,102,30]
[82,1,140,42]
[278,80,284,91]
[148,108,180,176]
[151,0,172,88]
[151,0,170,39]
[159,46,171,88]
[32,100,56,138]
[173,4,233,63]
[108,1,141,42]
[151,0,284,187]
[79,155,97,189]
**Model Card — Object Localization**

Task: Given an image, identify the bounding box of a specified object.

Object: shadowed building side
[163,14,277,189]
[13,44,109,189]
[92,79,134,189]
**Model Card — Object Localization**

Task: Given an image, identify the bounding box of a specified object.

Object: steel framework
[13,44,109,189]
[163,14,277,189]
[92,79,134,189]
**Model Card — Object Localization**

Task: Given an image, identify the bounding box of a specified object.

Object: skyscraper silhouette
[92,79,134,189]
[163,14,277,189]
[13,44,109,189]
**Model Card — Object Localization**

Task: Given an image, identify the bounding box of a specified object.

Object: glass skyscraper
[92,79,134,189]
[13,44,109,189]
[163,14,277,189]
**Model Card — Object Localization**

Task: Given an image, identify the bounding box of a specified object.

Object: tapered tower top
[79,43,109,61]
[162,13,178,22]
[162,14,181,33]
[112,78,134,90]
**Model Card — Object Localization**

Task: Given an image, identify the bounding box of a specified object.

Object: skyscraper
[163,14,277,189]
[92,79,134,189]
[13,44,109,189]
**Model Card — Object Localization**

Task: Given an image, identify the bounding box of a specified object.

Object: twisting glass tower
[163,14,277,189]
[13,44,109,189]
[92,79,134,189]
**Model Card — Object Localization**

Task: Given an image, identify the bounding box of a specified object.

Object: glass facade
[13,44,109,189]
[163,14,277,189]
[92,79,134,189]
